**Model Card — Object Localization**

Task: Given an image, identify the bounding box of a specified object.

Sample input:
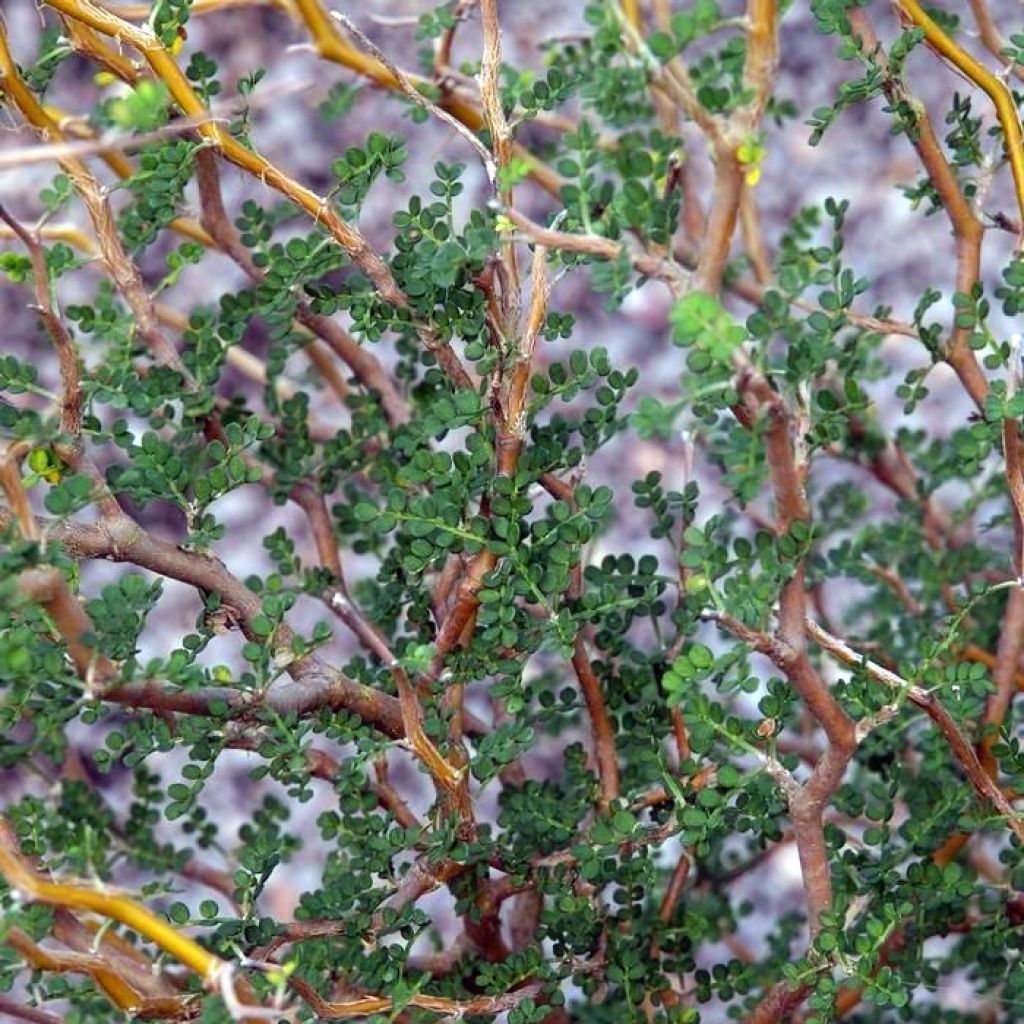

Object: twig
[504,208,686,294]
[966,0,1024,81]
[192,149,409,425]
[848,9,990,408]
[0,995,63,1024]
[0,112,228,172]
[329,10,496,184]
[0,205,81,436]
[897,0,1024,237]
[804,618,1024,843]
[290,0,562,195]
[37,0,475,392]
[434,0,478,75]
[0,507,408,737]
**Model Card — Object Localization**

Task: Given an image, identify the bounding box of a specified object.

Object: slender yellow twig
[0,825,222,980]
[41,0,404,305]
[897,0,1024,236]
[621,0,642,29]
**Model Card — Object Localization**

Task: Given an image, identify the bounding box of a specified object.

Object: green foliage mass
[0,1,1022,1023]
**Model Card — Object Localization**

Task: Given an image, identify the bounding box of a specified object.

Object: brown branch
[865,563,924,616]
[0,444,38,540]
[0,508,408,736]
[988,351,1024,772]
[98,0,285,11]
[744,980,815,1024]
[805,619,1024,844]
[966,0,1024,81]
[713,611,856,936]
[428,250,555,673]
[372,756,423,832]
[0,112,231,172]
[725,373,857,940]
[848,8,989,410]
[740,186,772,285]
[0,206,81,437]
[557,323,621,811]
[434,0,477,76]
[504,208,686,293]
[0,204,127,523]
[288,483,463,796]
[38,0,475,395]
[980,563,1024,776]
[694,149,744,295]
[621,13,723,145]
[0,996,63,1024]
[193,149,410,426]
[643,0,773,291]
[2,450,120,688]
[571,642,621,810]
[226,734,423,832]
[690,0,777,295]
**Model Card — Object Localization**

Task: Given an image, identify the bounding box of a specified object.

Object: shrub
[0,1,1022,1022]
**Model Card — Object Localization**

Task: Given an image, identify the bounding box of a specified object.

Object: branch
[0,817,223,982]
[39,0,475,393]
[804,618,1024,844]
[726,372,856,938]
[504,208,686,294]
[329,10,496,185]
[0,996,63,1024]
[0,508,407,736]
[693,0,777,293]
[848,9,990,409]
[966,0,1024,81]
[0,29,201,386]
[0,220,313,405]
[290,0,562,196]
[288,970,565,1020]
[983,342,1024,774]
[6,927,189,1017]
[896,0,1024,236]
[193,149,410,427]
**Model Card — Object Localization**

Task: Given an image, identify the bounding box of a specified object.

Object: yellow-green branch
[898,0,1024,233]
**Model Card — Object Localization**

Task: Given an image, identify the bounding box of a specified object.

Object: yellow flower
[736,142,757,165]
[736,136,765,187]
[27,447,63,484]
[684,572,709,594]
